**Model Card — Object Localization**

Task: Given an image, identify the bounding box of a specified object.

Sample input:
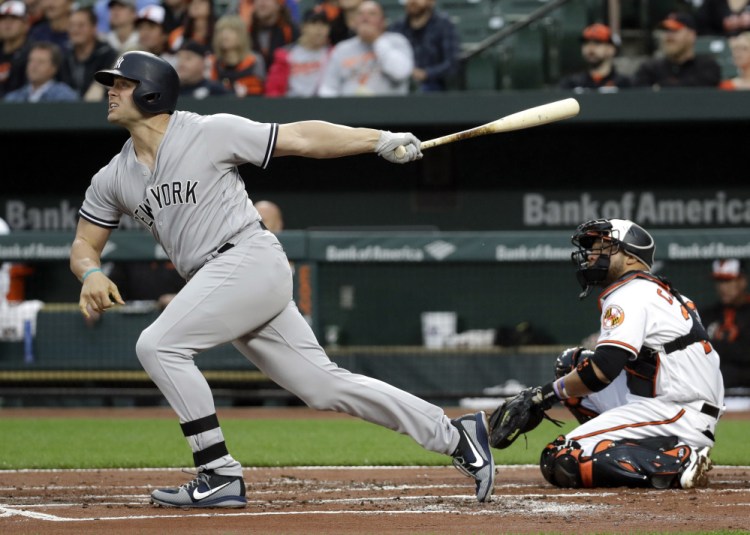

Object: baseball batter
[491,218,724,489]
[69,51,495,508]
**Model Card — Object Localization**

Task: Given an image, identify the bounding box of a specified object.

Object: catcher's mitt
[488,386,563,449]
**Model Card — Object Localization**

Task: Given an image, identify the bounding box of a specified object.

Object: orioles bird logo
[602,305,625,329]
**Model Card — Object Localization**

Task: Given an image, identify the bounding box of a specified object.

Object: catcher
[489,218,724,489]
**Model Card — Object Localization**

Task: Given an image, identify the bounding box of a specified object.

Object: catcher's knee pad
[540,436,691,489]
[540,436,584,487]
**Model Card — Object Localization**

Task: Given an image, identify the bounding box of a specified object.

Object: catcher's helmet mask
[95,51,179,115]
[571,218,655,299]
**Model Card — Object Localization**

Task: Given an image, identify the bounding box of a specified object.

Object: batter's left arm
[70,219,125,317]
[275,121,422,163]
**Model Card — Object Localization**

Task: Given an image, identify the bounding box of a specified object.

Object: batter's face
[105,77,141,125]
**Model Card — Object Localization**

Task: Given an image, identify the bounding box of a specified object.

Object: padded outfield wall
[0,89,748,403]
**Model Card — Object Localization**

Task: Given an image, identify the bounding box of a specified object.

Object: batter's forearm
[276,121,381,158]
[70,238,102,282]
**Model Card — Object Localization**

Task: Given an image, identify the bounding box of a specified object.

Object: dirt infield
[1,408,749,534]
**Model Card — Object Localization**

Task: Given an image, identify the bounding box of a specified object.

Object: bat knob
[394,145,406,159]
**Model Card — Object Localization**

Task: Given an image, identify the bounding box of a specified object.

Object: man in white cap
[135,3,175,65]
[701,259,750,392]
[0,0,32,97]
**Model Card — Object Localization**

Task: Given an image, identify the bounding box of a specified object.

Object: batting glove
[375,131,423,163]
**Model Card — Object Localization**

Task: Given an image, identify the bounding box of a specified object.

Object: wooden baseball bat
[393,97,580,158]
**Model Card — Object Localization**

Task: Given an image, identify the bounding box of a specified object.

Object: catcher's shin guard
[540,436,691,489]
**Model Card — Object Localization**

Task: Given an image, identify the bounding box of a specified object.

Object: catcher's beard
[574,253,611,299]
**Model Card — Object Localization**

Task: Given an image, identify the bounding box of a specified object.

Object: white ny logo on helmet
[114,56,124,69]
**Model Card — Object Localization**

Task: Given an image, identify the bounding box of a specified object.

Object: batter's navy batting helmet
[571,218,655,298]
[95,51,179,114]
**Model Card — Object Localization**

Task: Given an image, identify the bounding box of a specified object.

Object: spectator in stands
[632,12,721,88]
[254,199,284,233]
[93,0,157,35]
[228,0,301,29]
[265,8,331,97]
[318,0,413,96]
[719,30,750,88]
[701,259,750,390]
[28,0,71,48]
[315,0,361,45]
[4,40,78,101]
[135,4,176,65]
[0,0,32,98]
[60,6,117,101]
[389,0,459,92]
[23,0,44,27]
[177,38,230,98]
[168,0,215,52]
[250,0,299,74]
[162,0,188,34]
[696,0,750,36]
[105,0,139,53]
[211,14,265,96]
[558,23,631,92]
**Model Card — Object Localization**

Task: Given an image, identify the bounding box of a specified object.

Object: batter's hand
[376,131,422,163]
[78,271,125,318]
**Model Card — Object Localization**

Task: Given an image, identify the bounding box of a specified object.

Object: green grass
[0,417,746,470]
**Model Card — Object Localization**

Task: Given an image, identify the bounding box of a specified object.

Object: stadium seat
[694,35,737,80]
[463,49,499,90]
[443,0,496,45]
[495,23,547,89]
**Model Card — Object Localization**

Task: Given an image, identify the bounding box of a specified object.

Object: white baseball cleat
[679,446,712,489]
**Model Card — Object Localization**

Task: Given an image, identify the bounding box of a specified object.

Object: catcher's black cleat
[451,411,495,503]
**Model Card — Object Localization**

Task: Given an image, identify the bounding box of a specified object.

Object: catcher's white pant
[570,371,720,455]
[134,227,459,476]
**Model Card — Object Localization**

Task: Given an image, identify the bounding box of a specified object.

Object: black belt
[216,221,268,254]
[700,403,720,419]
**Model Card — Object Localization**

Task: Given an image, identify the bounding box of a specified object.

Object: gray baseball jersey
[79,110,459,478]
[79,111,277,279]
